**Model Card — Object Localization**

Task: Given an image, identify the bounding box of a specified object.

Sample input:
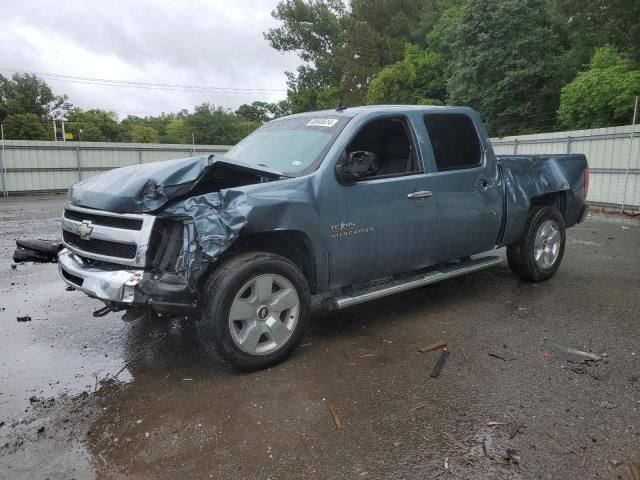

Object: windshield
[224,115,350,176]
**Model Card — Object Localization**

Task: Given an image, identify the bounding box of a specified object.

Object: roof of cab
[283,104,470,119]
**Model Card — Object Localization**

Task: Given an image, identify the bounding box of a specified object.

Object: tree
[547,0,640,66]
[558,48,640,129]
[128,124,160,143]
[66,109,121,142]
[185,103,259,145]
[442,0,562,136]
[336,0,432,104]
[0,73,71,120]
[367,44,446,105]
[165,118,187,143]
[2,113,50,140]
[236,101,273,123]
[265,0,346,112]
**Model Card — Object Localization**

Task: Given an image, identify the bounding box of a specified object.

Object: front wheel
[198,252,310,371]
[507,206,566,282]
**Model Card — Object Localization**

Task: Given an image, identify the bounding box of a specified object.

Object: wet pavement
[0,196,639,479]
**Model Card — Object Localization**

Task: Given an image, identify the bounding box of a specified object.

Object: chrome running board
[331,256,503,310]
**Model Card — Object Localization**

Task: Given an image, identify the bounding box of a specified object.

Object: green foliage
[185,103,259,145]
[66,109,121,142]
[2,113,50,140]
[367,44,445,105]
[0,73,71,120]
[235,101,291,123]
[336,0,431,103]
[265,0,346,112]
[128,124,159,143]
[442,0,562,136]
[165,118,187,143]
[547,0,640,66]
[558,48,640,129]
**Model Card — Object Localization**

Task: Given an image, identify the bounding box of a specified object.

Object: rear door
[421,112,502,261]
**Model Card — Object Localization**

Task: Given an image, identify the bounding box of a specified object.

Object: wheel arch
[220,230,318,294]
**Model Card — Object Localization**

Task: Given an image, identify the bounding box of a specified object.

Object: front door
[319,115,439,289]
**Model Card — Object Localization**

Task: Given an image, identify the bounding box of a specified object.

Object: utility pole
[0,122,7,196]
[191,132,195,154]
[61,120,66,142]
[621,95,638,213]
[53,119,57,141]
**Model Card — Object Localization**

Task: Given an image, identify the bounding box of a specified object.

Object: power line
[0,68,288,95]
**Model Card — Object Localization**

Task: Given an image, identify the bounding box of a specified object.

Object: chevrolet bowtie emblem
[77,220,94,240]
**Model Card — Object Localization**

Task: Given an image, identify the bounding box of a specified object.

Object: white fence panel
[0,141,230,195]
[491,124,640,210]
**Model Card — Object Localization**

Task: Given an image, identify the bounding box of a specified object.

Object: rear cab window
[423,113,483,171]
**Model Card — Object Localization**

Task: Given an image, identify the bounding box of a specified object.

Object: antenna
[335,103,347,112]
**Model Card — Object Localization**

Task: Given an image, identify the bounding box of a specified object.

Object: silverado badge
[77,220,94,240]
[329,222,373,239]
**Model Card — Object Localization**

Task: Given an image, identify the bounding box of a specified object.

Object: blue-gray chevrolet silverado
[58,105,589,370]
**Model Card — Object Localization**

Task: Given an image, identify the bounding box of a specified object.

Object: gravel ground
[0,195,638,480]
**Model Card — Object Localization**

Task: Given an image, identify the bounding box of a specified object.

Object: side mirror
[335,150,379,184]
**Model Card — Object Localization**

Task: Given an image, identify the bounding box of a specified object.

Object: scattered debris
[328,405,343,430]
[410,404,426,412]
[488,352,517,361]
[444,457,449,469]
[417,341,446,353]
[430,349,450,378]
[486,421,507,427]
[37,426,45,434]
[510,424,525,439]
[597,400,615,409]
[504,449,520,464]
[609,459,621,467]
[13,239,62,263]
[10,262,17,270]
[459,346,470,367]
[17,316,32,322]
[481,440,488,457]
[546,343,602,364]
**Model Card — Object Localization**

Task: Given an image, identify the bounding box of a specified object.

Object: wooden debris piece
[329,405,343,430]
[418,342,447,353]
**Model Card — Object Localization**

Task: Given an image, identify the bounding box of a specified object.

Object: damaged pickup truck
[58,106,589,370]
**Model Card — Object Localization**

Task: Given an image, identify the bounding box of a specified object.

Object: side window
[345,117,419,179]
[423,113,482,171]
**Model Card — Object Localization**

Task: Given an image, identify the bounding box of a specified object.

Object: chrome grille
[63,231,137,259]
[63,209,143,230]
[61,204,155,267]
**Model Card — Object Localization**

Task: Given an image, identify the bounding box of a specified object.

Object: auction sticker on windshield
[306,118,339,127]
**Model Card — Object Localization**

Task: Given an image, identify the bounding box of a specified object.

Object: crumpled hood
[68,155,282,213]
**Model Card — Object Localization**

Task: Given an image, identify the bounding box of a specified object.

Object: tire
[198,252,311,371]
[506,206,566,282]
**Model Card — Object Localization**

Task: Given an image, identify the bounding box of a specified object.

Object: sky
[0,0,301,118]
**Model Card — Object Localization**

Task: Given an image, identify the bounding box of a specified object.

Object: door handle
[407,190,433,199]
[477,179,494,190]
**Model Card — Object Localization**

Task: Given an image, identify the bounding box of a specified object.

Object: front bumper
[58,248,198,314]
[58,248,143,303]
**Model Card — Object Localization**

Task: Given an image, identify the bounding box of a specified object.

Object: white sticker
[306,118,339,127]
[291,160,303,166]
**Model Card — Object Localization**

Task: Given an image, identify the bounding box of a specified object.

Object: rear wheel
[507,206,566,282]
[198,252,310,371]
